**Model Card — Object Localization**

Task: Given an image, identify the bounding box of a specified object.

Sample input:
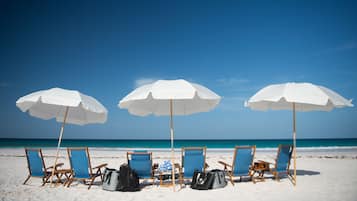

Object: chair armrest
[152,163,159,171]
[92,163,107,169]
[47,162,64,170]
[174,163,183,173]
[174,163,181,169]
[253,160,272,171]
[218,160,232,168]
[257,160,272,164]
[204,162,209,169]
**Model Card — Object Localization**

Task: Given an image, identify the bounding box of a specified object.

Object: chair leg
[95,168,104,181]
[42,175,51,186]
[229,173,234,185]
[55,173,62,185]
[287,171,295,185]
[88,177,96,190]
[179,174,183,188]
[67,178,74,188]
[100,170,104,181]
[23,175,31,185]
[63,174,71,186]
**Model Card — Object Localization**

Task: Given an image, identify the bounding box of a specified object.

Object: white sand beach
[1,147,357,201]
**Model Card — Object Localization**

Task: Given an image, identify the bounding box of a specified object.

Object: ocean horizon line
[1,138,357,148]
[1,137,357,140]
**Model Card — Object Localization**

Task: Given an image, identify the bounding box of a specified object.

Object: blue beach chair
[179,147,207,185]
[218,146,256,185]
[67,147,107,189]
[127,151,154,184]
[269,144,294,182]
[23,148,64,185]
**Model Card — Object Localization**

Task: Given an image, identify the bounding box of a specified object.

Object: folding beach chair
[179,147,207,185]
[268,144,294,182]
[67,147,107,189]
[218,145,256,185]
[23,148,64,185]
[127,151,155,185]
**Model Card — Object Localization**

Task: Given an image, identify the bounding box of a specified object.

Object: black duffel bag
[191,169,227,190]
[117,164,140,192]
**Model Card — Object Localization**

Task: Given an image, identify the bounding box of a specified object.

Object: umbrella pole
[293,103,297,186]
[50,106,69,186]
[170,99,176,191]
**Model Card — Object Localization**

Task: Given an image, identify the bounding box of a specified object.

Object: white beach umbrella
[119,79,221,189]
[16,87,108,182]
[245,82,353,185]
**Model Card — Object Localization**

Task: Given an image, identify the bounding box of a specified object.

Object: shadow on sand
[294,169,320,176]
[259,169,320,181]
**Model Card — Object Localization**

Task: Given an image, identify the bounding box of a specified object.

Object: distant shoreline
[1,146,357,160]
[2,137,357,140]
[2,146,357,151]
[1,138,357,148]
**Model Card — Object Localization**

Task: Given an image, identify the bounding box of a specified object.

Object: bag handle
[217,171,222,184]
[104,170,113,184]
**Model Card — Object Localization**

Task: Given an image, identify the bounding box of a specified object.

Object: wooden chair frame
[66,147,107,189]
[218,145,256,185]
[269,144,295,184]
[127,151,155,185]
[23,148,64,186]
[178,146,208,186]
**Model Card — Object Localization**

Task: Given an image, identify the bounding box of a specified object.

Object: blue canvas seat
[178,147,207,185]
[218,146,256,185]
[67,147,107,189]
[269,144,294,182]
[23,148,64,185]
[127,151,154,185]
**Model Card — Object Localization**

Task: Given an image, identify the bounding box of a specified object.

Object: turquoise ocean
[1,138,357,149]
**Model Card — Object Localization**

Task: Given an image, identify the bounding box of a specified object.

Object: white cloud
[216,78,249,86]
[215,77,261,95]
[134,77,197,88]
[332,41,357,51]
[216,96,248,111]
[134,78,158,88]
[315,41,357,56]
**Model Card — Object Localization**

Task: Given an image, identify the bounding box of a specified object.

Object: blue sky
[1,0,356,139]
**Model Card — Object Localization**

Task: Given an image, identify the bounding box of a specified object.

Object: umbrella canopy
[245,82,353,185]
[16,87,108,183]
[246,82,353,111]
[16,87,107,125]
[119,79,221,116]
[119,79,221,189]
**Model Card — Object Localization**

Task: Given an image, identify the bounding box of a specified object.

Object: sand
[1,147,357,201]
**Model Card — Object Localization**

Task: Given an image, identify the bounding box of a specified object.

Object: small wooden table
[156,164,180,187]
[53,169,72,186]
[252,161,270,183]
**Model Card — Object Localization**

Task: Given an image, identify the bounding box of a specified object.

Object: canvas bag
[191,169,227,190]
[209,169,227,189]
[102,168,121,191]
[191,170,211,190]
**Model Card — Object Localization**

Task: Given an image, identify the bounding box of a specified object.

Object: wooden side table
[54,169,72,186]
[252,161,270,183]
[156,163,180,187]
